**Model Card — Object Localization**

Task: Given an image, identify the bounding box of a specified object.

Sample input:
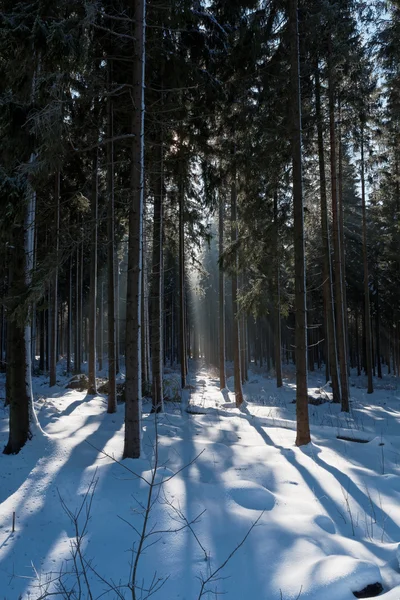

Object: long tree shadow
[244,411,400,547]
[148,366,268,600]
[0,410,121,599]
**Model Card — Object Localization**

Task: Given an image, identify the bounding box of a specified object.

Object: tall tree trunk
[338,99,350,374]
[49,172,60,387]
[360,125,373,394]
[273,190,283,388]
[67,256,72,374]
[289,0,310,446]
[74,246,80,374]
[39,307,45,372]
[4,163,39,454]
[79,237,84,369]
[124,0,145,459]
[328,39,350,412]
[375,283,382,379]
[315,63,341,404]
[88,155,98,395]
[241,309,247,384]
[231,165,244,408]
[115,249,120,374]
[141,213,149,391]
[219,195,227,389]
[107,77,117,413]
[98,280,104,372]
[179,163,186,389]
[150,139,164,412]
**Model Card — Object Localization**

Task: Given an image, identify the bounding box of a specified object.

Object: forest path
[185,361,236,413]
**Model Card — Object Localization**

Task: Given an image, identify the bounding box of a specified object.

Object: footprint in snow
[228,481,275,511]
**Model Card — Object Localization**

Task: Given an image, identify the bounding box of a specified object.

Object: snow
[1,364,400,599]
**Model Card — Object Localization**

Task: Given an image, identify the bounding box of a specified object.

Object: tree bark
[328,39,350,412]
[315,63,341,404]
[179,162,186,389]
[338,99,350,374]
[150,140,164,411]
[375,284,382,379]
[107,76,117,413]
[98,280,104,372]
[360,125,373,394]
[49,172,60,387]
[88,154,98,395]
[67,256,72,374]
[219,195,227,389]
[4,162,39,454]
[231,165,244,408]
[273,190,283,388]
[289,0,311,446]
[124,0,145,459]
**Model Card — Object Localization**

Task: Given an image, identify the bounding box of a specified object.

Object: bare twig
[196,511,265,599]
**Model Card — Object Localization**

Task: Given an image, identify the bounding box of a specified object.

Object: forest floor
[1,363,400,599]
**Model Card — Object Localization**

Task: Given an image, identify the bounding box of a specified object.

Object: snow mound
[282,555,382,600]
[227,480,275,511]
[314,514,336,534]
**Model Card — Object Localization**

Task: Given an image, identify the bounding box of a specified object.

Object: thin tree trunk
[219,196,227,389]
[179,163,186,389]
[289,0,310,446]
[360,125,374,394]
[150,138,164,411]
[124,0,145,459]
[49,172,60,387]
[273,190,283,388]
[241,310,247,383]
[315,63,341,404]
[74,247,80,374]
[375,284,382,379]
[88,154,98,395]
[328,39,350,412]
[338,99,350,375]
[98,280,104,372]
[107,78,117,413]
[231,165,244,408]
[79,238,84,369]
[67,256,72,374]
[39,308,45,372]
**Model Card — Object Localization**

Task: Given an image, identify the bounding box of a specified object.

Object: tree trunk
[219,196,227,389]
[74,246,80,374]
[67,256,72,374]
[328,39,350,412]
[150,140,164,412]
[241,310,247,383]
[49,172,60,387]
[124,0,145,459]
[375,284,382,379]
[39,307,45,372]
[107,78,117,413]
[231,166,244,408]
[338,99,350,375]
[88,154,98,395]
[273,190,283,388]
[315,63,341,404]
[179,163,186,390]
[4,165,39,454]
[360,125,374,394]
[115,249,120,374]
[98,280,104,372]
[289,0,310,446]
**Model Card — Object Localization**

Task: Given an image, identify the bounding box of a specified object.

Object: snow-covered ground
[1,363,400,599]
